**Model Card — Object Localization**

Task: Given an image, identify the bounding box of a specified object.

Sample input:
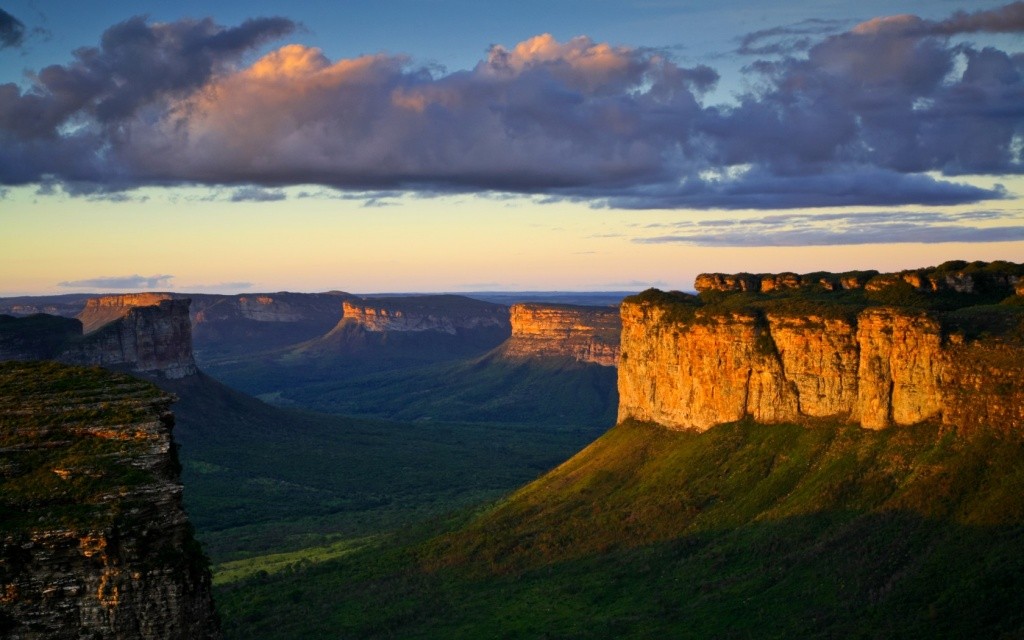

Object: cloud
[602,168,1004,210]
[737,19,846,55]
[0,9,25,49]
[0,9,1021,210]
[230,186,286,202]
[851,2,1024,37]
[57,274,174,289]
[631,210,1024,246]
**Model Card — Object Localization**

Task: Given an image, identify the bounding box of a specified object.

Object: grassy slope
[0,361,169,533]
[215,419,1024,639]
[275,354,619,427]
[156,372,605,563]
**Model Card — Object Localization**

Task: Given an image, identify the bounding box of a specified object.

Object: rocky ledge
[0,361,219,639]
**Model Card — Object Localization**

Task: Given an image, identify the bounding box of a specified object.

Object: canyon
[619,262,1024,434]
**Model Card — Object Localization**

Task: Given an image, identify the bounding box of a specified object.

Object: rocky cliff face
[1,300,197,380]
[77,294,175,334]
[340,295,510,334]
[65,300,197,379]
[0,361,220,639]
[189,292,349,327]
[499,303,620,366]
[619,263,1024,434]
[696,260,1022,296]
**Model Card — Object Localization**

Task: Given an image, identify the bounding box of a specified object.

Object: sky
[1,0,1023,295]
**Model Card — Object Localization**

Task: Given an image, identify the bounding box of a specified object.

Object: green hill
[214,418,1024,639]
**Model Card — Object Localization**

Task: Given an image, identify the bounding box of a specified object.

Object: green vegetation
[215,419,1024,639]
[626,260,1024,339]
[272,355,618,427]
[159,373,606,562]
[0,361,168,532]
[212,536,379,586]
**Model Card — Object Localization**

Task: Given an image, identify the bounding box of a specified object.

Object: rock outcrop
[499,303,620,366]
[340,295,510,334]
[695,261,1024,296]
[77,294,175,334]
[1,300,197,379]
[619,263,1024,434]
[65,300,197,379]
[0,360,220,639]
[188,292,350,327]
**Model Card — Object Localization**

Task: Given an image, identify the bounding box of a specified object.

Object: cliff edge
[498,303,620,366]
[619,261,1024,434]
[1,299,196,379]
[339,295,510,335]
[0,361,219,639]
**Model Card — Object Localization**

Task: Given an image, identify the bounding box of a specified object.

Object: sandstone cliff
[77,294,174,334]
[696,260,1022,296]
[498,303,620,366]
[0,361,220,639]
[65,300,197,379]
[619,262,1024,434]
[340,295,510,334]
[1,300,197,379]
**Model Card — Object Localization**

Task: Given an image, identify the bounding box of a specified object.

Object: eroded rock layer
[1,300,196,379]
[619,263,1024,434]
[499,303,620,366]
[65,300,197,379]
[0,361,219,639]
[340,295,510,334]
[77,294,174,334]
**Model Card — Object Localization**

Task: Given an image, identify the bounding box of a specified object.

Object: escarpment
[1,299,196,379]
[77,294,175,333]
[340,295,510,334]
[499,303,620,366]
[64,300,197,379]
[0,361,220,639]
[619,261,1024,434]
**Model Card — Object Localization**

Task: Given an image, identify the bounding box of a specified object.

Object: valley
[2,260,1023,638]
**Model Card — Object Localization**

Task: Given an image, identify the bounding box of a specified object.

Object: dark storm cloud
[0,8,25,49]
[600,169,1002,210]
[631,210,1024,246]
[57,274,174,289]
[0,15,294,138]
[0,7,1021,212]
[918,2,1024,35]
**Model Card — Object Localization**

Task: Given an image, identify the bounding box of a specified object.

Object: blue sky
[1,1,1022,294]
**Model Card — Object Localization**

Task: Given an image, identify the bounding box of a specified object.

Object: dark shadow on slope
[214,418,1024,639]
[275,351,619,427]
[152,372,604,562]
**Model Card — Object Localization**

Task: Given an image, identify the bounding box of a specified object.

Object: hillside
[153,372,603,562]
[275,354,618,426]
[216,418,1024,639]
